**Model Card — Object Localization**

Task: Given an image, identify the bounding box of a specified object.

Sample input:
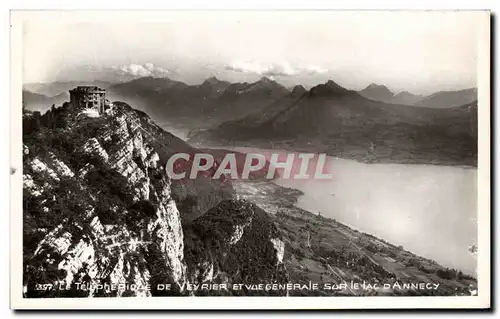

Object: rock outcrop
[23,104,189,297]
[22,102,288,297]
[183,200,288,296]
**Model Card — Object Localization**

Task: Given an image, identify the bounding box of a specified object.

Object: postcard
[10,10,491,309]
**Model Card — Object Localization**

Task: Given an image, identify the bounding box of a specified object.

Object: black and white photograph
[10,10,491,309]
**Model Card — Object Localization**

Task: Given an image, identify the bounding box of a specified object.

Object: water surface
[235,147,477,275]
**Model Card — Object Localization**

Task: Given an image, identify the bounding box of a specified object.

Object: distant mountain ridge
[23,80,114,97]
[189,80,478,166]
[358,83,395,102]
[106,76,291,131]
[358,83,424,106]
[357,83,475,108]
[391,91,424,105]
[200,76,231,91]
[415,88,478,108]
[22,77,478,142]
[22,90,69,113]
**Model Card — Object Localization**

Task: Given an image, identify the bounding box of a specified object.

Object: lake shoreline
[232,178,477,296]
[226,146,477,276]
[195,142,478,169]
[173,140,477,275]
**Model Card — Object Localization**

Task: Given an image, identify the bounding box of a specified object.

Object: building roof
[70,86,106,93]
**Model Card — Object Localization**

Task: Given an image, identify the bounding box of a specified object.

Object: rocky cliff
[183,200,288,296]
[22,102,286,297]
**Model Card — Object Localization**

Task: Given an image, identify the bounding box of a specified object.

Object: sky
[21,11,484,94]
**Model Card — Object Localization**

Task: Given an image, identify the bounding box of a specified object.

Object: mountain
[358,83,395,102]
[22,101,285,297]
[22,90,69,113]
[209,77,289,119]
[183,199,288,295]
[190,80,477,166]
[391,91,424,105]
[199,76,231,92]
[23,81,113,97]
[415,88,478,108]
[291,85,307,96]
[358,84,425,105]
[108,76,290,131]
[22,97,476,297]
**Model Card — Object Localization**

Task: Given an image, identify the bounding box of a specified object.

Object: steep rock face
[23,102,290,297]
[183,200,289,296]
[23,104,187,297]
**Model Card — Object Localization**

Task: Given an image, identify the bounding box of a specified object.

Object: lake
[232,147,478,276]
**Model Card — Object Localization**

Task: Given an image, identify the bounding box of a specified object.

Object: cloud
[304,65,328,75]
[112,63,171,78]
[225,61,296,77]
[225,60,328,77]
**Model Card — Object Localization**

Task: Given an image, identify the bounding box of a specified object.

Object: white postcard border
[9,10,491,310]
